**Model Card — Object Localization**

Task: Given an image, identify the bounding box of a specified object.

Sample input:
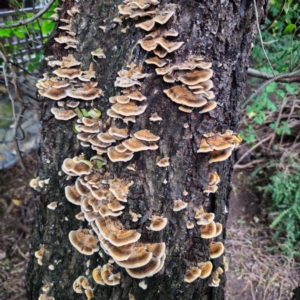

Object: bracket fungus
[148,215,168,231]
[184,267,202,283]
[173,199,188,212]
[209,241,224,259]
[157,157,169,167]
[51,108,76,121]
[197,261,213,279]
[69,229,99,255]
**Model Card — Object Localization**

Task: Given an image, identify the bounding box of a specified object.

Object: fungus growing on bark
[194,206,215,225]
[199,101,217,114]
[186,221,194,229]
[125,256,162,279]
[109,178,134,202]
[127,163,136,171]
[208,171,220,185]
[145,57,166,67]
[73,276,89,293]
[200,221,217,239]
[29,177,39,189]
[69,229,99,255]
[209,270,221,287]
[209,147,234,164]
[197,261,213,279]
[108,125,129,139]
[101,240,134,261]
[62,157,91,176]
[139,37,184,53]
[214,222,223,237]
[203,185,218,195]
[47,202,57,210]
[53,68,82,79]
[79,63,96,82]
[134,129,160,141]
[85,289,93,300]
[149,112,162,121]
[129,209,142,222]
[107,109,123,119]
[176,69,213,85]
[111,102,147,116]
[148,215,168,231]
[122,137,149,152]
[173,200,188,212]
[92,267,105,285]
[184,267,202,283]
[157,157,169,167]
[34,245,45,265]
[209,242,224,259]
[67,83,103,100]
[40,87,68,100]
[139,280,147,290]
[54,36,79,45]
[164,86,207,108]
[101,263,121,285]
[114,246,152,268]
[107,147,134,162]
[67,101,80,108]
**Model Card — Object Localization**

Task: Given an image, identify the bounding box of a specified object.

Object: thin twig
[253,0,275,76]
[234,136,272,165]
[0,0,56,29]
[242,68,300,108]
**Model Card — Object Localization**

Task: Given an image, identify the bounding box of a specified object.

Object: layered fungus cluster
[31,0,242,297]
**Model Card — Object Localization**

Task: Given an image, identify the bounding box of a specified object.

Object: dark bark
[27,0,269,299]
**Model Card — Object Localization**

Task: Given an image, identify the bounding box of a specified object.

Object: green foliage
[0,1,58,71]
[260,164,300,256]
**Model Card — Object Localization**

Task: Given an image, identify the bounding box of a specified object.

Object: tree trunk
[27,0,269,299]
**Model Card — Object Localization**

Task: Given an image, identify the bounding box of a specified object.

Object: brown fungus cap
[62,157,91,175]
[209,172,220,185]
[111,102,147,117]
[178,106,193,113]
[153,46,168,58]
[145,57,167,67]
[188,80,214,91]
[197,261,213,279]
[139,37,184,53]
[122,137,149,152]
[149,112,162,122]
[107,199,125,211]
[53,68,82,79]
[173,199,188,212]
[109,178,134,202]
[67,83,103,100]
[98,132,116,143]
[40,87,68,100]
[107,109,123,119]
[54,36,78,44]
[209,241,225,259]
[107,147,134,163]
[164,86,207,108]
[184,267,201,283]
[51,108,76,120]
[176,69,213,85]
[101,240,134,261]
[134,129,160,142]
[67,101,80,108]
[123,116,136,124]
[209,147,234,164]
[129,209,142,222]
[101,264,121,286]
[157,157,169,167]
[126,257,161,279]
[108,125,129,139]
[214,222,223,237]
[69,229,99,255]
[149,215,168,231]
[203,185,218,195]
[186,221,194,229]
[145,243,165,258]
[197,138,213,153]
[199,101,217,114]
[200,221,217,239]
[79,63,96,82]
[115,246,153,268]
[34,245,45,259]
[65,185,81,205]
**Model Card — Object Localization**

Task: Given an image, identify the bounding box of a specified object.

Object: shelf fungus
[197,130,242,163]
[173,199,188,212]
[34,245,45,266]
[157,157,169,167]
[69,229,99,255]
[209,268,223,287]
[194,206,215,225]
[197,261,213,279]
[184,267,202,283]
[73,276,90,293]
[209,242,225,259]
[200,221,217,239]
[148,215,168,231]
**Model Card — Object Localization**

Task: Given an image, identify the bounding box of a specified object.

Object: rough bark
[27,0,269,299]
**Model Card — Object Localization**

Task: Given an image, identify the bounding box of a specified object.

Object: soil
[0,153,299,300]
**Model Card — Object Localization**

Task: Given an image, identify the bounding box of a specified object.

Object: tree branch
[0,0,56,29]
[242,68,300,108]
